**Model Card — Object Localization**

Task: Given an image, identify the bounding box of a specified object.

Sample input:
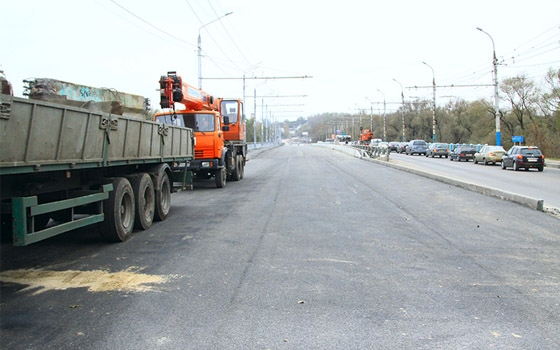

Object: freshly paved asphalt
[1,145,559,349]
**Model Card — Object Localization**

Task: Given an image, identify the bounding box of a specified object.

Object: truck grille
[195,148,213,159]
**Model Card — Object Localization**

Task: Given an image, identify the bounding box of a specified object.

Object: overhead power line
[202,75,313,80]
[109,0,195,47]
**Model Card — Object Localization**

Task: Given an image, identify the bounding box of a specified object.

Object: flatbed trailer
[0,93,194,246]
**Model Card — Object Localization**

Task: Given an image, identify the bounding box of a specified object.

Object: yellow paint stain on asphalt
[0,268,167,294]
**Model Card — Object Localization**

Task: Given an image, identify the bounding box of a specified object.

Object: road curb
[546,160,560,169]
[365,157,546,212]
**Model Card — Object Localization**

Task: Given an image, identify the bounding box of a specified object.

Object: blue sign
[512,135,524,143]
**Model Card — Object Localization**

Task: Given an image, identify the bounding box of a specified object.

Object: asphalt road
[1,145,559,349]
[388,151,560,210]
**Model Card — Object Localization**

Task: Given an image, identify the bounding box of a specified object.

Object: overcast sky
[2,0,559,121]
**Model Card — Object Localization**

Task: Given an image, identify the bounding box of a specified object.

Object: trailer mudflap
[11,184,113,246]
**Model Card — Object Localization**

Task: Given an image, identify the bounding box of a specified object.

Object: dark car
[396,142,408,153]
[425,143,449,158]
[405,140,427,155]
[501,146,545,171]
[449,145,476,162]
[388,141,400,153]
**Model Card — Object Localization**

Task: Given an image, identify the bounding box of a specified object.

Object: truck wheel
[130,173,155,230]
[231,156,241,181]
[239,158,245,179]
[215,167,226,188]
[154,171,171,221]
[100,177,135,242]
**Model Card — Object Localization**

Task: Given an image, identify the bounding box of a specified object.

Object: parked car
[405,140,427,155]
[501,146,545,171]
[388,141,400,152]
[426,143,449,158]
[474,145,506,165]
[396,142,408,153]
[449,145,476,162]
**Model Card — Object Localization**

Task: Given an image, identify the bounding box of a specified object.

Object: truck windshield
[192,114,214,132]
[156,113,215,132]
[221,100,240,124]
[155,114,184,127]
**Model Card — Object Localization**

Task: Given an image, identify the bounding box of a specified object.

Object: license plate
[528,158,537,162]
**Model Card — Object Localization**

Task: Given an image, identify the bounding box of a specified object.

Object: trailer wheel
[130,173,155,230]
[215,167,226,188]
[100,177,135,242]
[154,171,171,221]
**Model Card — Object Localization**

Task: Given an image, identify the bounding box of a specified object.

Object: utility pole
[377,89,387,142]
[393,78,406,142]
[253,88,257,147]
[422,61,437,143]
[477,27,501,146]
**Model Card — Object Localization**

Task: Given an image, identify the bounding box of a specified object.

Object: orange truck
[155,71,247,188]
[359,129,375,145]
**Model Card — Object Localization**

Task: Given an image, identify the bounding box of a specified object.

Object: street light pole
[422,61,437,143]
[198,12,233,89]
[376,89,387,142]
[393,78,406,142]
[477,27,500,146]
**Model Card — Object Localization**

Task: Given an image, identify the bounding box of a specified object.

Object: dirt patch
[0,267,169,294]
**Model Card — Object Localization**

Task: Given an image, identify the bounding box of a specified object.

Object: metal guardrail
[350,145,390,159]
[315,142,390,161]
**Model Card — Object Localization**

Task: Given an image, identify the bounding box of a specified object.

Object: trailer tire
[154,171,171,222]
[215,167,226,188]
[100,177,135,242]
[129,173,155,230]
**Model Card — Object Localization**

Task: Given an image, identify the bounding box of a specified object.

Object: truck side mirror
[222,125,230,131]
[223,116,230,125]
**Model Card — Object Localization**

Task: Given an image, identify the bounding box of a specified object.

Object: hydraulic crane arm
[159,71,219,111]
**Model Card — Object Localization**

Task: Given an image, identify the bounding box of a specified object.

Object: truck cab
[220,99,244,142]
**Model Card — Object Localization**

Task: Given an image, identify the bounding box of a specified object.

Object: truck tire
[215,167,226,188]
[231,155,241,181]
[239,157,245,180]
[154,171,171,222]
[100,177,135,242]
[129,173,155,230]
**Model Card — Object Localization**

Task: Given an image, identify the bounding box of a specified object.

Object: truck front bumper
[188,159,221,171]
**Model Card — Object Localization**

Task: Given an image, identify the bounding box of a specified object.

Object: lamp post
[422,61,437,143]
[393,78,406,142]
[376,89,387,142]
[198,12,233,89]
[477,27,500,146]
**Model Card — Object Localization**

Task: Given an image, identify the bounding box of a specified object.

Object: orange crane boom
[159,71,219,111]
